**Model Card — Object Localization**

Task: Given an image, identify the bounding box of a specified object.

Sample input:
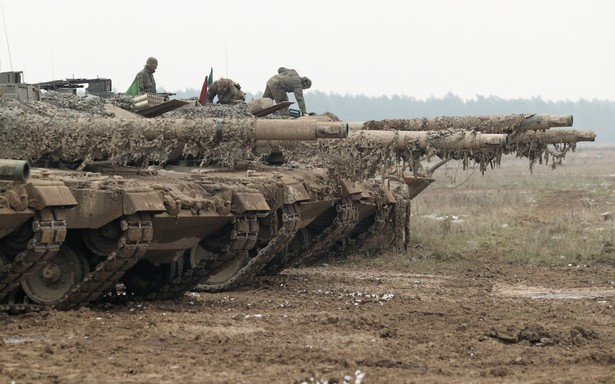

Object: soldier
[206,78,246,104]
[135,57,158,94]
[263,67,312,116]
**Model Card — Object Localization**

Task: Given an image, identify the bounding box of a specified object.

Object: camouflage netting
[281,132,469,183]
[0,96,256,169]
[165,103,258,167]
[364,114,529,133]
[362,115,582,172]
[35,92,116,117]
[282,128,580,183]
[408,128,579,173]
[0,92,585,177]
[501,133,576,172]
[165,102,254,120]
[283,135,398,183]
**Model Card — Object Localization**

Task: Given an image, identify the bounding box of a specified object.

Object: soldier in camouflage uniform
[206,78,246,104]
[135,57,158,94]
[263,67,312,115]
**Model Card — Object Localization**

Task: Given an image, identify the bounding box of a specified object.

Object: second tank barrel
[351,130,508,151]
[508,129,596,144]
[350,114,573,133]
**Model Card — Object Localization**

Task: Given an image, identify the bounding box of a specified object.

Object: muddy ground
[2,146,615,384]
[2,250,614,383]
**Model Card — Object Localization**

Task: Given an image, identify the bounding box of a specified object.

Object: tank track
[149,214,260,299]
[366,201,393,236]
[263,197,360,275]
[0,301,46,314]
[54,213,153,310]
[0,208,67,314]
[293,197,360,264]
[351,197,395,245]
[395,198,412,251]
[193,203,301,293]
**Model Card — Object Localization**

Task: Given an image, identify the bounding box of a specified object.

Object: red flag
[198,76,208,106]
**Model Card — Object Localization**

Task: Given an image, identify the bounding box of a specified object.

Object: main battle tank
[0,77,596,313]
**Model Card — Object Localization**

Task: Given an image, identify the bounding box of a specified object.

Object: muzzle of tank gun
[522,114,573,130]
[0,160,30,181]
[482,133,508,147]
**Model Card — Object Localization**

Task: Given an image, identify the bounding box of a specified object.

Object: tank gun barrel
[0,159,29,181]
[522,114,573,129]
[0,113,348,163]
[350,130,508,151]
[507,129,596,145]
[254,119,347,140]
[348,114,573,133]
[118,118,348,141]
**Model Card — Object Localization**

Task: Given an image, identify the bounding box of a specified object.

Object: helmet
[146,57,158,70]
[301,77,312,89]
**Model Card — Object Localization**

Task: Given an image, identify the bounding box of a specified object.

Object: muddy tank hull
[0,160,409,311]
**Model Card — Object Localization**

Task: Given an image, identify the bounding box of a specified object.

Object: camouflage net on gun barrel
[0,93,584,181]
[285,115,581,183]
[363,115,580,172]
[363,115,529,133]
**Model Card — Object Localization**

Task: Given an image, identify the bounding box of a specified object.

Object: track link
[194,203,301,293]
[265,197,360,275]
[0,207,67,313]
[54,213,153,310]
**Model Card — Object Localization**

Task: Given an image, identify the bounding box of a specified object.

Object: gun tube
[508,130,596,144]
[0,159,30,181]
[0,114,350,164]
[254,119,348,140]
[522,114,573,129]
[347,114,574,132]
[351,131,508,151]
[130,118,347,141]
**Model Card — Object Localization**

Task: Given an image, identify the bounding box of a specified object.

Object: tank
[0,83,596,313]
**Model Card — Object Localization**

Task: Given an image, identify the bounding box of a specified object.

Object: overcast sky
[1,0,613,101]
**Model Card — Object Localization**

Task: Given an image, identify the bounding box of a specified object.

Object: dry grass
[407,145,615,266]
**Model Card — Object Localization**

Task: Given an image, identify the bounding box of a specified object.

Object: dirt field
[1,146,614,384]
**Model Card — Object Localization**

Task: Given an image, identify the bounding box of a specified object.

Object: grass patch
[406,146,615,266]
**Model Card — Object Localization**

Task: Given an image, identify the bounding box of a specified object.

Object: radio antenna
[1,4,13,71]
[225,42,228,77]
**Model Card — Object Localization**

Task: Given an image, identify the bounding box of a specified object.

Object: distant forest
[173,88,615,144]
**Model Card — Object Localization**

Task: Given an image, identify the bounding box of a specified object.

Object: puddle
[420,213,465,223]
[521,292,613,299]
[3,336,53,345]
[494,284,615,300]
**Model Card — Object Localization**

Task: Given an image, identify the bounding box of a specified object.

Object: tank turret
[0,106,347,165]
